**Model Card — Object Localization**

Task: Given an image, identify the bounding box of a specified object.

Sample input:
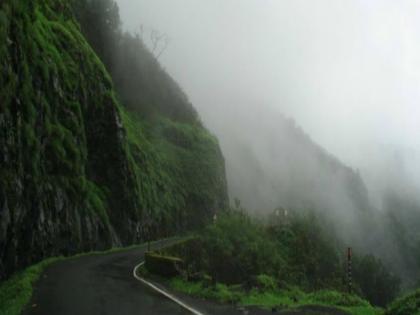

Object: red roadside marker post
[347,247,352,294]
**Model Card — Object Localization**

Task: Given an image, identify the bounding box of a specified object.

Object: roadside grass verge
[166,276,383,315]
[0,257,64,315]
[0,237,178,315]
[137,260,382,315]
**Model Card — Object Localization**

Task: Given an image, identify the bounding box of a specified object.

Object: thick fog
[116,1,419,147]
[114,0,420,284]
[115,0,418,211]
[115,0,420,207]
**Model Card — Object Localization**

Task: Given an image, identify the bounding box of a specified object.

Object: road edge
[133,262,206,315]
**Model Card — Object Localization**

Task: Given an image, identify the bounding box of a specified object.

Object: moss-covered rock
[0,0,227,280]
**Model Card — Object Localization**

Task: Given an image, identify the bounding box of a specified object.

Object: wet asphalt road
[22,238,350,315]
[23,239,191,315]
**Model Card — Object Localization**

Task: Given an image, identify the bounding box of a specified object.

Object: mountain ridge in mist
[205,103,420,287]
[212,105,370,218]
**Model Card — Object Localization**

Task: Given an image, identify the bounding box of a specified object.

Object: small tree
[353,254,400,307]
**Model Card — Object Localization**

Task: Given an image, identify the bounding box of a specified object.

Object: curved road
[23,238,349,315]
[23,239,191,315]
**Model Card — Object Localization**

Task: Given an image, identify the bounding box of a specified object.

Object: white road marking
[133,262,207,315]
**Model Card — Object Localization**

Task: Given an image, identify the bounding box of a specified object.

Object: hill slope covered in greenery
[0,0,227,280]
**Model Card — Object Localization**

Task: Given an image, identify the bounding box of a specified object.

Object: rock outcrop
[0,0,227,279]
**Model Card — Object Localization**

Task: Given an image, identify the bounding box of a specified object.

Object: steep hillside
[213,107,370,215]
[73,0,198,123]
[200,104,373,249]
[0,0,227,280]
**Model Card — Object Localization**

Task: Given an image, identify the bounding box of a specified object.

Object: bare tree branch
[149,28,169,59]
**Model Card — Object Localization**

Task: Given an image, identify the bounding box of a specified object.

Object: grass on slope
[168,276,382,315]
[120,107,226,231]
[384,289,420,315]
[0,0,117,227]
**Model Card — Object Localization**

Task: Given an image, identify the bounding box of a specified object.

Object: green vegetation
[167,276,381,315]
[0,0,226,279]
[145,210,399,313]
[0,2,413,315]
[0,0,116,228]
[71,0,228,233]
[0,257,63,315]
[384,289,420,315]
[73,0,198,122]
[353,254,401,307]
[120,109,227,233]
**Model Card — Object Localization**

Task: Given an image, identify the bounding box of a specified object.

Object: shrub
[308,290,370,307]
[353,254,400,307]
[254,274,278,291]
[197,210,286,284]
[164,209,397,309]
[384,289,420,315]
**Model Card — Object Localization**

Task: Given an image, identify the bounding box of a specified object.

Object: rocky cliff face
[0,0,227,279]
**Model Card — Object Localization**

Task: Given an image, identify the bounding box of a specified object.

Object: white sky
[115,0,420,166]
